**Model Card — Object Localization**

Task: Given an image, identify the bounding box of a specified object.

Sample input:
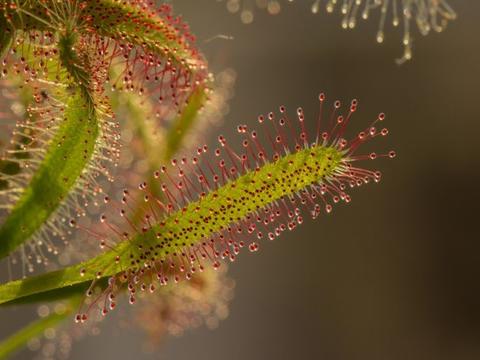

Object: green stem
[164,86,208,161]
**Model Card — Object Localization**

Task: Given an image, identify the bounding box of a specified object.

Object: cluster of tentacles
[71,94,395,321]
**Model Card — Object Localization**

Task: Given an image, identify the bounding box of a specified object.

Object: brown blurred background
[2,0,480,359]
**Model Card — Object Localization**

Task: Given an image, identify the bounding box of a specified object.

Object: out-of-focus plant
[311,0,457,63]
[220,0,456,63]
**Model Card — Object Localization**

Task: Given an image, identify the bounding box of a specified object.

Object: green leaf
[0,31,101,259]
[0,145,344,305]
[86,0,203,70]
[0,300,78,359]
[0,88,99,258]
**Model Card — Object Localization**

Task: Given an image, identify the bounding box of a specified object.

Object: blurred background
[1,0,480,359]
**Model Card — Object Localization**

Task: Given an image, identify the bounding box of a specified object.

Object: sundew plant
[0,0,419,358]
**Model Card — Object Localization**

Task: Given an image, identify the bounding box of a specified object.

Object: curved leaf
[0,31,101,259]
